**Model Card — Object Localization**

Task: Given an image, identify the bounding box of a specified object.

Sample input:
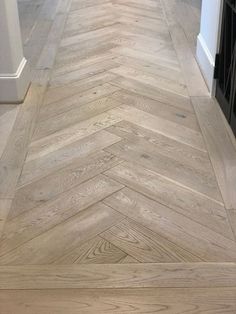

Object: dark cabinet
[215,0,236,136]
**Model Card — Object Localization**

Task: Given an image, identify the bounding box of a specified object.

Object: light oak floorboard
[11,151,122,218]
[105,136,220,201]
[0,263,236,289]
[0,202,124,265]
[0,175,123,257]
[1,0,234,303]
[18,131,121,186]
[1,287,236,313]
[101,218,202,262]
[54,236,127,264]
[0,105,19,159]
[192,97,236,210]
[104,161,232,239]
[103,188,236,261]
[0,200,12,240]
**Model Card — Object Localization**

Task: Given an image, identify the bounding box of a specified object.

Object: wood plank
[56,38,117,65]
[0,0,69,199]
[0,105,19,159]
[105,137,221,202]
[117,12,169,33]
[1,287,236,313]
[110,89,199,131]
[113,3,164,20]
[228,209,236,240]
[53,51,116,77]
[114,50,187,84]
[104,162,232,239]
[0,200,12,240]
[103,188,236,261]
[0,202,124,265]
[101,219,202,262]
[110,77,193,113]
[119,255,139,263]
[43,72,116,106]
[70,0,111,11]
[112,46,183,81]
[11,151,122,218]
[112,34,174,57]
[173,0,201,51]
[0,84,47,199]
[115,0,162,11]
[18,0,45,44]
[64,15,117,38]
[54,236,126,264]
[38,83,119,121]
[0,175,123,257]
[50,59,119,87]
[192,97,236,210]
[110,65,189,97]
[18,130,121,186]
[28,109,122,162]
[33,96,121,140]
[60,26,117,48]
[106,120,210,174]
[161,0,208,96]
[0,263,235,289]
[108,104,206,151]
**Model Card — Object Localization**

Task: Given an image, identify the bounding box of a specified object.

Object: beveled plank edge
[0,199,12,240]
[160,0,209,97]
[1,287,236,311]
[0,0,73,200]
[0,263,235,289]
[192,96,236,210]
[9,152,124,219]
[0,82,47,199]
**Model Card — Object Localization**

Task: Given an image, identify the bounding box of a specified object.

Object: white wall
[0,0,30,103]
[196,0,223,93]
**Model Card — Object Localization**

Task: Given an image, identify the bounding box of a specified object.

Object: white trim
[196,34,215,94]
[0,58,30,103]
[0,58,28,78]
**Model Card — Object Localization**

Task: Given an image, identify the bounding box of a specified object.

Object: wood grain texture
[1,287,236,313]
[0,85,46,198]
[103,188,236,261]
[192,97,236,210]
[0,202,124,265]
[105,137,221,202]
[104,161,233,239]
[0,0,71,199]
[101,218,202,262]
[18,131,121,186]
[0,200,12,240]
[10,151,122,218]
[110,89,200,131]
[54,236,127,264]
[0,105,19,159]
[0,175,123,257]
[228,209,236,240]
[108,104,206,151]
[0,263,235,289]
[161,0,209,96]
[0,0,234,306]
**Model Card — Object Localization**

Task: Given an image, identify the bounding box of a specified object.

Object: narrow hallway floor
[0,0,236,312]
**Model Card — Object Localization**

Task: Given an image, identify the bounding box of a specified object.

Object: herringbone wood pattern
[1,0,236,312]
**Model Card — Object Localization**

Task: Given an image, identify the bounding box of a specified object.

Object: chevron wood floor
[1,0,236,312]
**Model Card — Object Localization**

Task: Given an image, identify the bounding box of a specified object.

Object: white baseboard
[0,58,31,104]
[196,34,215,94]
